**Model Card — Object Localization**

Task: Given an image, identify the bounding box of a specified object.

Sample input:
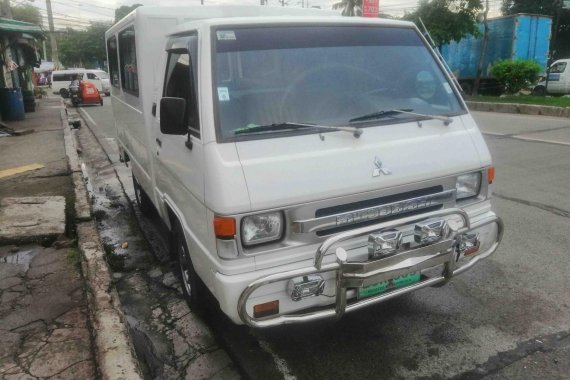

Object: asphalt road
[81,101,570,380]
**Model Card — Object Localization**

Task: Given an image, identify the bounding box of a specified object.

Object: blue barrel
[0,88,25,121]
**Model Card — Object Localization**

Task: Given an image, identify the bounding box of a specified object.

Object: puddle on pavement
[0,248,39,271]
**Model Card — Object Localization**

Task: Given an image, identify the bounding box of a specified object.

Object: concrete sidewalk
[467,100,570,118]
[0,96,97,379]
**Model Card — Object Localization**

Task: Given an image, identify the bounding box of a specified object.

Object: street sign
[362,0,379,17]
[564,0,570,9]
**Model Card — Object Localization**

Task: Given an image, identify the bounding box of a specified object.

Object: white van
[51,69,111,96]
[533,58,570,96]
[106,6,503,327]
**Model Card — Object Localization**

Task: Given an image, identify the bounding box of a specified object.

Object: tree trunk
[473,0,490,96]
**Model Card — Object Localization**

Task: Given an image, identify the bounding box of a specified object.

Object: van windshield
[213,25,464,141]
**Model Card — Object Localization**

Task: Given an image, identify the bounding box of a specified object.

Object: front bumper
[236,208,503,327]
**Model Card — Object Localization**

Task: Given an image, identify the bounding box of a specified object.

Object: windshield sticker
[217,31,236,41]
[443,83,453,94]
[217,87,230,101]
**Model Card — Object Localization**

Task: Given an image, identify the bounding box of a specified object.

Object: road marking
[79,108,97,127]
[482,132,570,146]
[512,135,570,146]
[256,337,297,380]
[0,163,44,179]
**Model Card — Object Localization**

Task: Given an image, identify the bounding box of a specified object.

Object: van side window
[551,62,567,74]
[163,51,200,138]
[107,36,120,88]
[118,27,138,96]
[86,73,98,80]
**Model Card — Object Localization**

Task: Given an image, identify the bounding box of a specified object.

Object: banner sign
[362,0,379,17]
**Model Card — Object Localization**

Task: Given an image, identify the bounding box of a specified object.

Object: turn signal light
[213,217,236,238]
[253,300,279,318]
[487,166,495,184]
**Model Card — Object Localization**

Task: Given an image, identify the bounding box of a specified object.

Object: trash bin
[0,88,25,121]
[22,90,36,113]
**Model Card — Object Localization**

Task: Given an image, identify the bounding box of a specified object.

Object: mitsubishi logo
[372,156,391,177]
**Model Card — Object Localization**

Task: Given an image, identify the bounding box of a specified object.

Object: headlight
[456,172,481,200]
[241,211,284,246]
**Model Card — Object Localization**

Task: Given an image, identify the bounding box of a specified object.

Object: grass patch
[66,248,82,271]
[467,95,570,107]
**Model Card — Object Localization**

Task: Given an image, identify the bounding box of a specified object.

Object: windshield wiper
[234,122,363,138]
[349,109,453,126]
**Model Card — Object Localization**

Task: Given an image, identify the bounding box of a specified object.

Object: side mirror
[160,97,187,135]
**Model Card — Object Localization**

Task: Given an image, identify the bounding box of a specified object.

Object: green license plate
[358,272,421,299]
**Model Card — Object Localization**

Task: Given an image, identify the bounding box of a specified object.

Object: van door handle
[152,102,157,116]
[155,138,162,147]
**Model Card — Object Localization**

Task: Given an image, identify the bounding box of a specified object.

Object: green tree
[332,0,361,16]
[11,4,42,25]
[115,4,142,23]
[403,0,483,46]
[58,22,112,68]
[501,0,559,15]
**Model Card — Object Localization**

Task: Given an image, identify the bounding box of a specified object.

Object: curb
[61,102,143,380]
[466,101,570,118]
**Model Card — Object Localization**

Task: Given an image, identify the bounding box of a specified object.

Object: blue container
[440,14,552,80]
[0,87,25,121]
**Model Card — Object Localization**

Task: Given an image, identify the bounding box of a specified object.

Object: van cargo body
[106,6,503,327]
[440,14,552,94]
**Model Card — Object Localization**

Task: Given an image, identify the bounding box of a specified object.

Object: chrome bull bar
[237,208,504,328]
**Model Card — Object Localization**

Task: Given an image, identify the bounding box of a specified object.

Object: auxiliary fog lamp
[287,274,325,301]
[414,219,448,244]
[368,230,402,259]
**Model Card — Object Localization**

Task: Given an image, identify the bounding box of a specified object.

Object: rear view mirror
[160,97,187,135]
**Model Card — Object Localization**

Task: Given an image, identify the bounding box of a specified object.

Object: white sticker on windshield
[443,83,453,94]
[217,31,236,41]
[217,87,230,101]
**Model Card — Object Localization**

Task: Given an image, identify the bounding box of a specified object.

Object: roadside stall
[0,18,44,120]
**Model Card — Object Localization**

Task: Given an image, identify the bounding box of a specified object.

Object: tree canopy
[115,4,142,23]
[58,22,112,69]
[11,4,42,25]
[332,0,362,16]
[403,0,483,46]
[501,0,560,15]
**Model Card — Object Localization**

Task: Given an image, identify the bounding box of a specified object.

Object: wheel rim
[178,239,192,298]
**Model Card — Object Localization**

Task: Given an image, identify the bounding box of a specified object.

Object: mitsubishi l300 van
[106,6,503,327]
[533,59,570,96]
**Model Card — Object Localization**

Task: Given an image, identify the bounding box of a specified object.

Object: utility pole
[45,0,60,69]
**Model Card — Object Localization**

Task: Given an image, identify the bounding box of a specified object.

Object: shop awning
[0,18,43,37]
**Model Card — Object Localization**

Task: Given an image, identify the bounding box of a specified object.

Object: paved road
[81,103,570,379]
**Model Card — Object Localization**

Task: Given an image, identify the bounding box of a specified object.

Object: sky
[12,0,504,30]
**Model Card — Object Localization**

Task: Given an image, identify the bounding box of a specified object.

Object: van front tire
[173,222,206,313]
[132,174,153,216]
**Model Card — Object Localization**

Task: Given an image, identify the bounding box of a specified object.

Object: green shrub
[490,59,542,95]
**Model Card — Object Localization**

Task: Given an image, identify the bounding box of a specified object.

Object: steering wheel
[279,63,387,122]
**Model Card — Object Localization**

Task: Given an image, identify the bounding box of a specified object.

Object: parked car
[106,6,503,327]
[51,69,111,97]
[533,59,570,96]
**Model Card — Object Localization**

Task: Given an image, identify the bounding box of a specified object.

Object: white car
[51,69,111,96]
[106,6,503,327]
[533,59,570,96]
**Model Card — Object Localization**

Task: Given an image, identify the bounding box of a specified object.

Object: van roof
[168,15,414,36]
[107,5,339,35]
